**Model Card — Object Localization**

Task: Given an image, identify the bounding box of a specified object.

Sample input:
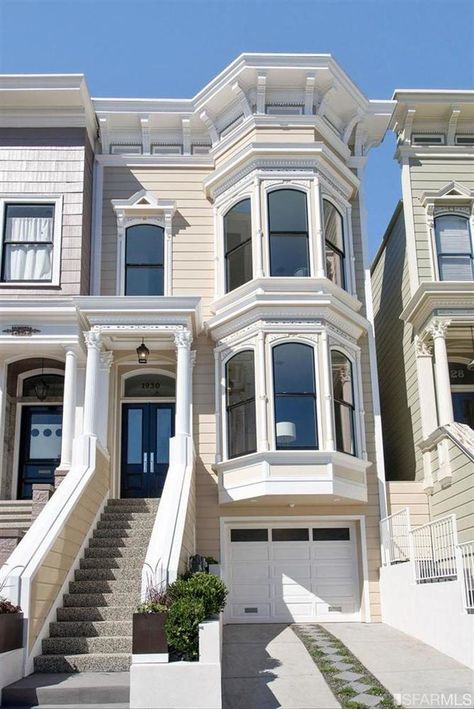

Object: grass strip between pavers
[292,624,397,709]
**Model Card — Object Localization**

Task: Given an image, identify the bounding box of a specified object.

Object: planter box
[130,615,222,709]
[0,613,23,654]
[132,613,168,663]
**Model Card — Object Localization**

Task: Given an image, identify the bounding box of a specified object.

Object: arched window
[224,199,252,293]
[226,351,256,458]
[434,214,473,281]
[268,189,310,277]
[22,373,64,399]
[125,224,164,295]
[331,350,355,455]
[323,200,346,289]
[272,343,317,449]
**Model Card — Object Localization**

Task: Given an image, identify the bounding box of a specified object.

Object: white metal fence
[380,509,474,612]
[458,541,474,612]
[410,515,458,583]
[380,508,411,565]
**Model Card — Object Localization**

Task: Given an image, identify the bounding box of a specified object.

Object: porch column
[320,330,335,450]
[83,331,102,436]
[174,330,192,437]
[97,351,114,450]
[414,336,438,437]
[428,319,454,426]
[0,359,7,497]
[59,347,78,469]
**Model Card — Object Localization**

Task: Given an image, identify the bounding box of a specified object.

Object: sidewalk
[322,623,474,708]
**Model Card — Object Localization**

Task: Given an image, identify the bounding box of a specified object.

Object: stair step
[106,497,159,506]
[57,606,135,622]
[100,511,156,521]
[49,620,132,638]
[0,520,30,529]
[79,556,143,570]
[84,546,142,559]
[75,567,139,581]
[92,527,153,539]
[34,653,132,673]
[88,537,149,549]
[42,635,132,656]
[68,580,140,594]
[63,592,139,608]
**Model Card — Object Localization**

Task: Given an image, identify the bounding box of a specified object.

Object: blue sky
[1,0,473,259]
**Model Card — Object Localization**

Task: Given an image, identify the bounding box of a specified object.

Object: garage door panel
[230,603,271,620]
[312,544,353,561]
[273,601,314,620]
[230,584,271,602]
[272,544,311,560]
[316,565,355,580]
[272,563,312,582]
[231,563,270,583]
[231,543,270,562]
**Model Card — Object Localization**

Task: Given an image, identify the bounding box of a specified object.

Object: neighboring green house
[372,90,474,543]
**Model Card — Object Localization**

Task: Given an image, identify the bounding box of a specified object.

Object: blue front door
[18,405,63,499]
[452,392,474,429]
[121,403,175,498]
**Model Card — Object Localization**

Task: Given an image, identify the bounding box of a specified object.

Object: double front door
[18,405,63,499]
[121,403,175,498]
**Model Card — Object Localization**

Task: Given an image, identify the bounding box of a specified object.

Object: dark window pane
[275,395,317,449]
[273,343,315,394]
[126,224,164,265]
[127,409,143,464]
[231,528,268,542]
[452,392,474,428]
[272,528,309,541]
[270,234,309,277]
[5,203,54,225]
[228,401,256,457]
[124,373,175,398]
[23,374,64,398]
[126,266,164,295]
[449,362,474,387]
[226,351,255,406]
[334,402,355,455]
[313,528,350,541]
[224,199,251,251]
[326,245,345,288]
[323,200,344,252]
[268,190,307,232]
[226,241,252,291]
[331,351,353,405]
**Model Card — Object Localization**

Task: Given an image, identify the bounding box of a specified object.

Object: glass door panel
[18,405,62,499]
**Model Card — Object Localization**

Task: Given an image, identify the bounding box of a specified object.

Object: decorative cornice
[174,330,193,349]
[426,318,451,339]
[84,330,103,351]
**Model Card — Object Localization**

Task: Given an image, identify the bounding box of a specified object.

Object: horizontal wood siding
[430,441,474,544]
[386,481,430,527]
[0,128,92,295]
[372,208,423,482]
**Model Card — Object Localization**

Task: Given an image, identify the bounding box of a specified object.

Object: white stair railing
[458,541,474,612]
[410,515,458,583]
[380,508,411,565]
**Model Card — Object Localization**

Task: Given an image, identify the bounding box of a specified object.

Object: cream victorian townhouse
[372,91,474,669]
[0,55,394,688]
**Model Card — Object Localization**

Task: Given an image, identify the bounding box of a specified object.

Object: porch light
[276,421,296,444]
[136,339,150,365]
[34,359,49,402]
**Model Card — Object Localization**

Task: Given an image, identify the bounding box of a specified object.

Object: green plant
[167,572,228,618]
[205,556,219,565]
[165,597,206,661]
[0,597,21,614]
[136,585,169,614]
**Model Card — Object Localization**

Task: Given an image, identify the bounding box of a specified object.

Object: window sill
[216,449,369,504]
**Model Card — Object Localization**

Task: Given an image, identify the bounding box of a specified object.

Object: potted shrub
[132,585,169,656]
[0,597,23,654]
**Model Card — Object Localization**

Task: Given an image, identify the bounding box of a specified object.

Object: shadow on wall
[375,210,417,481]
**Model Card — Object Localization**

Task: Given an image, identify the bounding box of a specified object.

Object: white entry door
[225,522,360,623]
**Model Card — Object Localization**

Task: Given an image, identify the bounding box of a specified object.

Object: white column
[256,331,269,451]
[174,330,192,437]
[313,177,325,278]
[320,331,335,450]
[59,348,78,469]
[214,349,222,463]
[0,359,7,497]
[414,336,438,437]
[97,351,114,450]
[253,177,265,278]
[83,331,102,436]
[428,319,454,426]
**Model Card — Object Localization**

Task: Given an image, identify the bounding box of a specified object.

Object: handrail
[380,508,411,566]
[141,433,195,598]
[410,514,458,583]
[458,541,474,612]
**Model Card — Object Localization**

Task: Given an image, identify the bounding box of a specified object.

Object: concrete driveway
[222,624,339,709]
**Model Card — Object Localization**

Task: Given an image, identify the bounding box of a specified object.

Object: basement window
[411,134,445,146]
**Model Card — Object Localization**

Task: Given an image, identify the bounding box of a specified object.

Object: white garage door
[226,522,360,623]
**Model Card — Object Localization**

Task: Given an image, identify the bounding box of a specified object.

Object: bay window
[226,351,256,458]
[434,214,473,281]
[323,199,346,289]
[268,189,310,277]
[331,350,355,455]
[224,199,252,292]
[272,342,318,449]
[2,203,54,282]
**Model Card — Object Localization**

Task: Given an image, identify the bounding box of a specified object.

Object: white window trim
[220,344,258,462]
[112,190,176,296]
[217,190,254,298]
[321,192,356,297]
[430,208,474,282]
[329,345,363,459]
[0,195,63,287]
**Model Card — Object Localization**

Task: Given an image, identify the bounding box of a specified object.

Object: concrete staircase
[33,498,158,673]
[0,500,33,567]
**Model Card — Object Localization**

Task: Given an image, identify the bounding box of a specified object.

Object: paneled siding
[408,158,474,283]
[0,128,93,295]
[386,481,430,527]
[430,440,474,543]
[372,206,423,482]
